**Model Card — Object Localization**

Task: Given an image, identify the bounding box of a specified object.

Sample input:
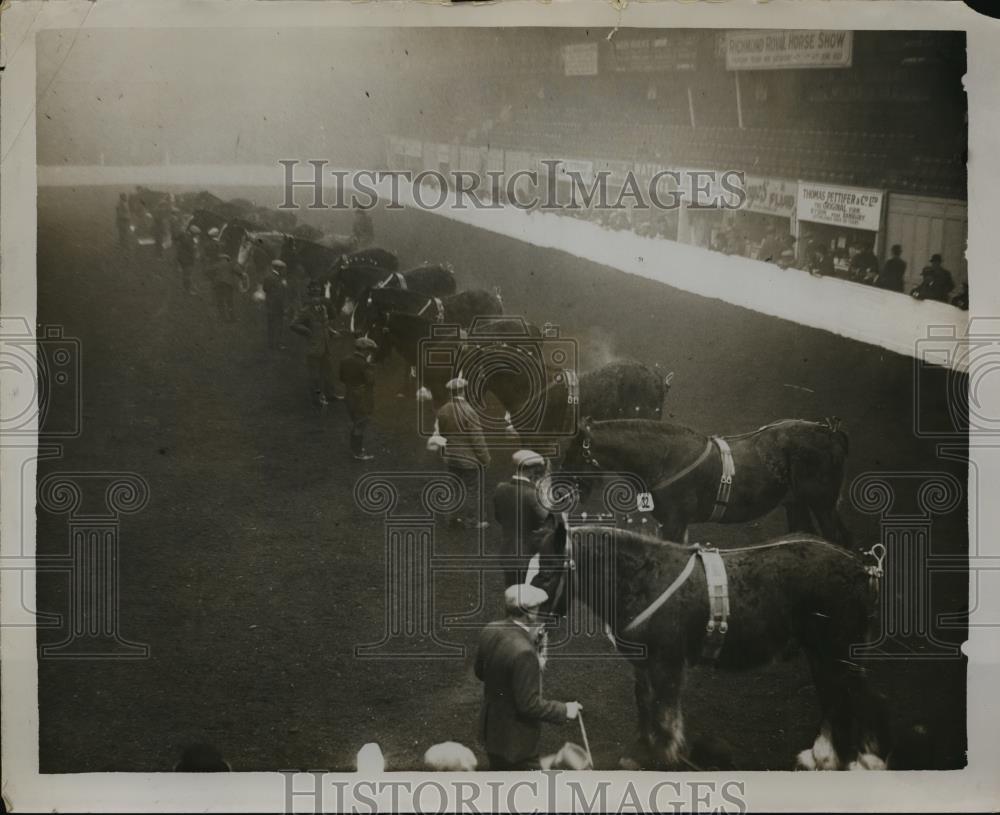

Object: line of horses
[152,188,895,773]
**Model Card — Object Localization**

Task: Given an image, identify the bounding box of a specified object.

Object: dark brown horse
[529,518,889,770]
[351,287,503,334]
[560,417,851,546]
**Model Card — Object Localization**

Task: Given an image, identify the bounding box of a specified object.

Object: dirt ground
[36,185,967,772]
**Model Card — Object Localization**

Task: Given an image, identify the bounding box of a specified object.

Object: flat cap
[512,449,545,468]
[446,377,467,391]
[355,336,378,351]
[271,259,287,269]
[207,227,220,237]
[188,225,201,234]
[504,583,548,613]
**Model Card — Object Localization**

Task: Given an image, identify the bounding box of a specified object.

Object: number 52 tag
[637,492,654,512]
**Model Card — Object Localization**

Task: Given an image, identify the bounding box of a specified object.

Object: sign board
[725,30,853,71]
[613,34,698,72]
[797,181,883,231]
[563,43,599,76]
[743,175,797,218]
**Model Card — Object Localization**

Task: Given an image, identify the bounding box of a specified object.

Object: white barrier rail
[38,164,969,371]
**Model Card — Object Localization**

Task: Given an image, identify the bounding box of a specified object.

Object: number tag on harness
[637,492,655,512]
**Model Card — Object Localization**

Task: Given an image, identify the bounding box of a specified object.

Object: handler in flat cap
[474,584,582,770]
[435,377,491,529]
[339,336,378,461]
[494,450,553,588]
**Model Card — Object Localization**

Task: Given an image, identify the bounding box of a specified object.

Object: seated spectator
[877,244,907,292]
[776,235,797,269]
[952,282,969,311]
[423,742,478,771]
[174,743,231,772]
[849,243,880,285]
[911,254,955,303]
[807,243,834,278]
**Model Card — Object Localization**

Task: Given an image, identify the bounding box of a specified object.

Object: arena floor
[36,185,968,772]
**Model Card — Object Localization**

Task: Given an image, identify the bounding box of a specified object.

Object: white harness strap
[708,436,735,522]
[699,547,730,661]
[622,551,699,634]
[417,297,445,322]
[622,544,731,662]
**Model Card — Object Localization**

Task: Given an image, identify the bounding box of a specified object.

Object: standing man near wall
[877,244,907,292]
[494,450,552,588]
[290,280,340,407]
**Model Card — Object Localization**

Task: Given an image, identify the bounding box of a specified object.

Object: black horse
[529,518,889,771]
[351,287,503,334]
[333,260,455,316]
[561,417,851,546]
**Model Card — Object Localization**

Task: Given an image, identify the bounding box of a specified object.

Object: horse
[370,312,544,403]
[351,286,503,335]
[528,517,890,771]
[332,260,453,315]
[560,417,852,547]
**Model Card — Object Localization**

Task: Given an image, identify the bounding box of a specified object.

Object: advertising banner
[725,30,853,71]
[743,175,797,218]
[797,181,883,230]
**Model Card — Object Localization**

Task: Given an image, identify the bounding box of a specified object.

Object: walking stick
[577,711,594,769]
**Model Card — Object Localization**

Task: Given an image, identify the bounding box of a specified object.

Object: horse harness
[581,434,736,522]
[377,272,407,290]
[618,543,730,660]
[554,523,732,661]
[417,297,445,322]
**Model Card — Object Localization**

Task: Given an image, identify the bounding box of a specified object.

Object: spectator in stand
[776,234,797,269]
[849,243,880,286]
[952,282,969,311]
[911,254,955,303]
[807,242,835,278]
[758,227,782,264]
[877,244,907,292]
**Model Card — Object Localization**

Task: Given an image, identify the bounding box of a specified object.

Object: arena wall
[38,164,969,370]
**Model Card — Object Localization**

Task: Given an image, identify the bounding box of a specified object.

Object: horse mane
[587,419,702,465]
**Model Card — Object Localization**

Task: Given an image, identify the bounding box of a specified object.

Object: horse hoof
[618,756,642,771]
[795,748,818,771]
[848,753,886,771]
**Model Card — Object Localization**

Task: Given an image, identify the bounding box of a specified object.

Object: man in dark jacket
[262,259,289,350]
[494,450,552,588]
[204,253,241,323]
[911,254,955,303]
[339,336,378,461]
[176,225,200,294]
[435,377,491,529]
[849,243,880,285]
[291,281,340,406]
[474,583,581,770]
[877,244,907,292]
